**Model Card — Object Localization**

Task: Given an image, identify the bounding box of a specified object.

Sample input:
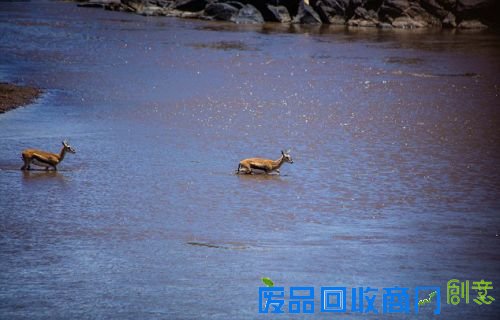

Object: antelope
[237,150,293,175]
[21,140,76,171]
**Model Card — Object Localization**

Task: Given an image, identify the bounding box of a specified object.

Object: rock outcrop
[266,5,292,23]
[74,0,499,29]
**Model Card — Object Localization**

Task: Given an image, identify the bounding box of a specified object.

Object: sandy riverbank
[0,82,42,113]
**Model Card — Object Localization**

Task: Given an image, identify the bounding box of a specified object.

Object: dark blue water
[0,1,499,319]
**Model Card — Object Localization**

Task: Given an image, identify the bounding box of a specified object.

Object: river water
[0,1,499,319]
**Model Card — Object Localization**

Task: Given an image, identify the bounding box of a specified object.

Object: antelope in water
[21,140,76,171]
[236,150,293,175]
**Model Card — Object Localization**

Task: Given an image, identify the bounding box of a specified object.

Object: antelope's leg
[21,157,29,170]
[237,164,249,174]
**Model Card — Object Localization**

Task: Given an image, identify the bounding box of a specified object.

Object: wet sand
[0,82,41,113]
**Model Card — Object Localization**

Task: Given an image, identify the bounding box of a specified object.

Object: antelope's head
[62,140,76,154]
[281,149,293,164]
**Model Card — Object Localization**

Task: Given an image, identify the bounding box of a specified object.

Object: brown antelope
[21,140,76,171]
[237,150,293,175]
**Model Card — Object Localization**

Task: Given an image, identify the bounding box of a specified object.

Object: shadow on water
[194,21,351,36]
[236,172,284,179]
[385,56,426,65]
[187,40,258,51]
[186,241,250,250]
[235,172,293,189]
[21,170,67,183]
[195,20,499,54]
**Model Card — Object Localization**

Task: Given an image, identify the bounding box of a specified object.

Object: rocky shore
[0,83,41,114]
[73,0,499,29]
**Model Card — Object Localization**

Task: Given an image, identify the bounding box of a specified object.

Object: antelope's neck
[272,155,285,170]
[58,146,66,161]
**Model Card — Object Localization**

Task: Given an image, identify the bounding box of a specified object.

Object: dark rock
[226,1,245,10]
[166,9,205,18]
[347,19,378,27]
[354,6,376,20]
[77,2,106,8]
[458,19,488,28]
[73,0,499,28]
[457,0,490,12]
[104,2,123,11]
[347,7,380,27]
[293,1,322,24]
[456,0,498,24]
[380,0,441,28]
[266,4,292,23]
[116,0,169,16]
[314,0,349,15]
[275,0,301,17]
[391,16,427,28]
[231,0,283,21]
[378,22,393,28]
[442,11,457,27]
[120,0,144,12]
[436,0,457,9]
[149,0,174,7]
[380,0,411,19]
[77,0,120,8]
[143,7,168,16]
[174,0,208,12]
[420,0,450,19]
[233,4,264,24]
[407,3,441,26]
[204,2,239,21]
[313,0,349,24]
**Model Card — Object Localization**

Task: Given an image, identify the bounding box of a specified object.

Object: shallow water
[0,1,499,319]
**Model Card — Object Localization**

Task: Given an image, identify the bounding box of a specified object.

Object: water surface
[0,2,499,319]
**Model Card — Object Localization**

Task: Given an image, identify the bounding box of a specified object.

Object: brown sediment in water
[0,82,42,113]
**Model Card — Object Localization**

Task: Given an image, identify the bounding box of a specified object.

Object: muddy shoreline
[0,82,42,113]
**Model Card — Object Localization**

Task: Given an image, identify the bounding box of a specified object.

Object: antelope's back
[22,148,55,158]
[241,157,269,164]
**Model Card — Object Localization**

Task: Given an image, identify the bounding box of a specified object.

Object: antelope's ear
[281,150,284,155]
[286,149,291,154]
[62,140,66,146]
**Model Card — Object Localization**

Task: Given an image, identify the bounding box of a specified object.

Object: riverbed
[0,1,499,319]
